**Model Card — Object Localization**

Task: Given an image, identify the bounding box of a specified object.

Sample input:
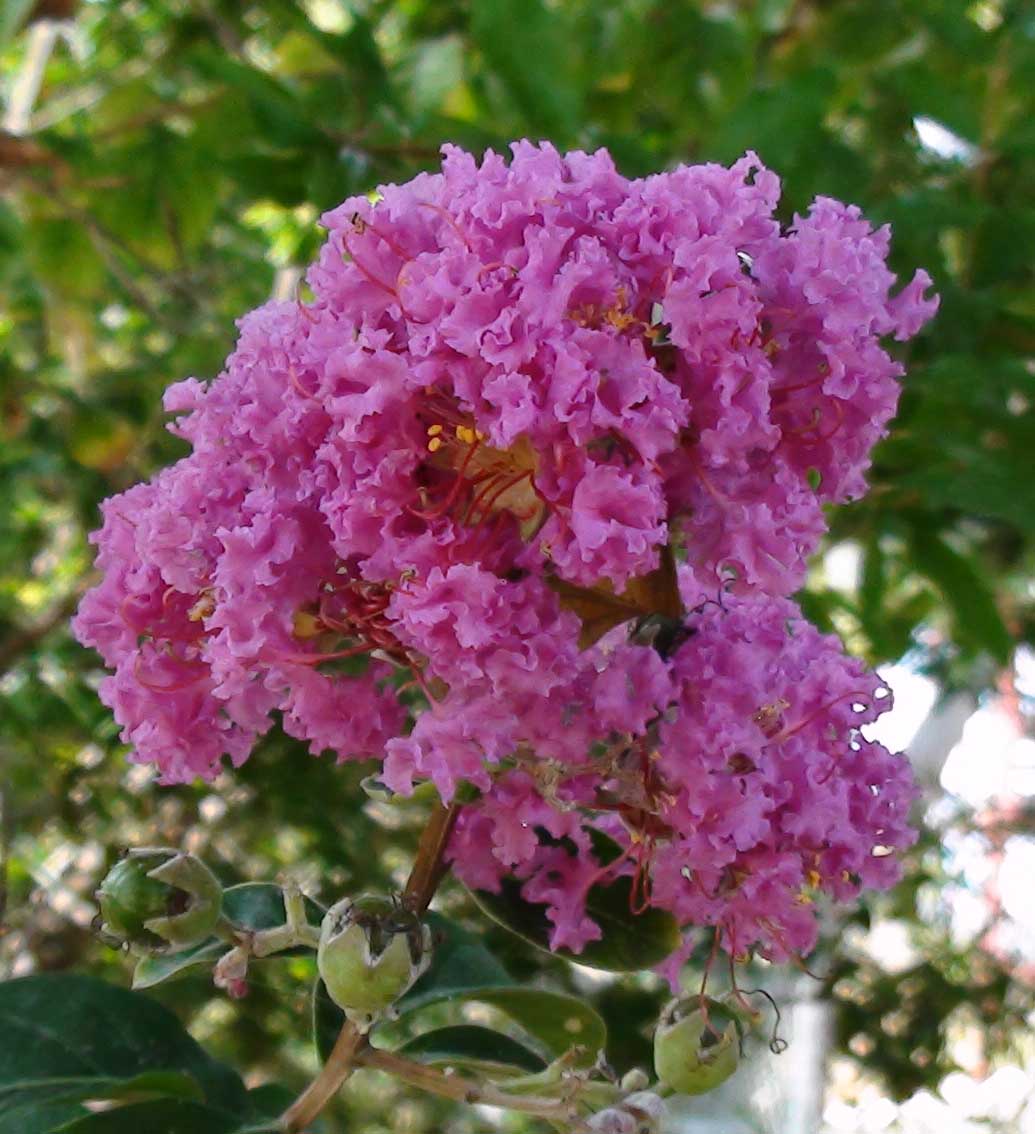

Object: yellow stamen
[427,423,443,437]
[188,591,215,622]
[807,869,822,888]
[455,424,478,445]
[292,610,322,639]
[427,436,443,453]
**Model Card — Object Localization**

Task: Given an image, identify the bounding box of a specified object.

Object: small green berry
[317,895,431,1030]
[96,847,222,951]
[653,997,741,1095]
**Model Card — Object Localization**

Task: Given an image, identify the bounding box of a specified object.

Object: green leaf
[0,974,248,1120]
[133,883,324,989]
[907,523,1012,662]
[470,0,581,139]
[242,1082,296,1123]
[52,1099,242,1134]
[433,987,605,1067]
[397,912,511,1011]
[396,1025,546,1074]
[313,980,347,1065]
[396,915,605,1060]
[0,1071,202,1115]
[0,1100,88,1134]
[0,0,33,46]
[24,218,106,300]
[132,938,226,991]
[222,882,326,933]
[315,914,606,1067]
[468,831,682,972]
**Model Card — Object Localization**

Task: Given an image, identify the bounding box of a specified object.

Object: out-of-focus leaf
[0,975,248,1119]
[0,0,34,46]
[470,0,581,138]
[395,1025,547,1074]
[907,523,1012,662]
[24,218,106,300]
[51,1099,246,1133]
[0,1100,88,1134]
[0,1071,203,1126]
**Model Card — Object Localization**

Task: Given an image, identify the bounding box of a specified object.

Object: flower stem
[279,798,461,1131]
[402,799,461,913]
[280,1019,367,1132]
[356,1048,584,1124]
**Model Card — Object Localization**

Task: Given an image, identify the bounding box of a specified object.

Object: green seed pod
[317,895,431,1030]
[96,847,222,951]
[653,997,741,1095]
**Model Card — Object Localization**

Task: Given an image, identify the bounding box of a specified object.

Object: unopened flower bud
[588,1092,666,1134]
[317,894,431,1030]
[653,997,741,1095]
[95,847,222,951]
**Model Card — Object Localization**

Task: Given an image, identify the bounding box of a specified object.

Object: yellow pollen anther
[427,436,443,453]
[292,610,322,639]
[188,591,215,622]
[427,423,443,437]
[455,425,478,445]
[807,869,822,888]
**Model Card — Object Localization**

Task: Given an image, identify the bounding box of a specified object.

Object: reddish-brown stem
[280,1019,367,1132]
[403,799,462,913]
[280,798,462,1131]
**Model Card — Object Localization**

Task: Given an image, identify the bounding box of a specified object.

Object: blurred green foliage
[2,0,1035,1127]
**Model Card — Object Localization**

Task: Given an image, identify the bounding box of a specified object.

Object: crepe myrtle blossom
[74,141,935,965]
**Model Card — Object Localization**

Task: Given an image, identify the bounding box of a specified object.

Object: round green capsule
[653,997,741,1095]
[96,847,222,951]
[318,895,431,1030]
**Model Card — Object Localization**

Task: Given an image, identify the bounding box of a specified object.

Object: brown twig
[280,799,461,1131]
[356,1047,584,1124]
[402,799,461,913]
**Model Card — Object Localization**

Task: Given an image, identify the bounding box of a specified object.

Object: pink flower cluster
[75,142,936,965]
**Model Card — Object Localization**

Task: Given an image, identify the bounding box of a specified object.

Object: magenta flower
[74,141,936,965]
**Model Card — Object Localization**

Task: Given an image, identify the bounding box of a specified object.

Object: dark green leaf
[395,913,604,1062]
[437,987,605,1066]
[0,1071,202,1116]
[907,524,1012,662]
[469,832,682,973]
[397,912,511,1011]
[0,1100,88,1134]
[396,1025,546,1074]
[52,1099,240,1134]
[313,980,346,1066]
[221,882,325,933]
[314,912,606,1066]
[242,1082,296,1123]
[0,974,248,1119]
